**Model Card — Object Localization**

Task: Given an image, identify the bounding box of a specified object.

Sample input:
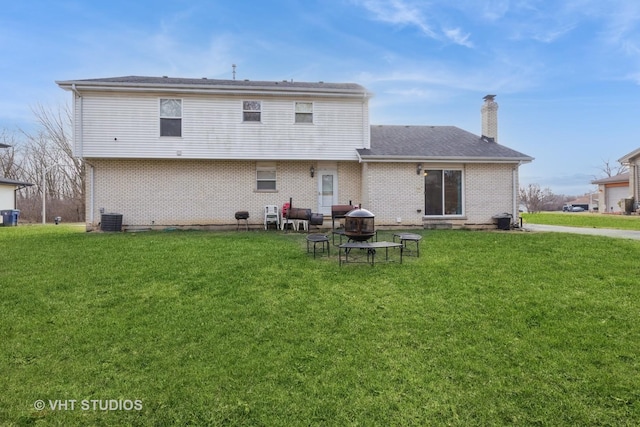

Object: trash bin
[101,213,123,232]
[624,198,634,214]
[492,213,512,230]
[1,209,20,226]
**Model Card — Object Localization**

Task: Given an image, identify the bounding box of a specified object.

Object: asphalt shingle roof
[0,177,33,186]
[359,125,533,161]
[591,172,629,185]
[56,75,368,95]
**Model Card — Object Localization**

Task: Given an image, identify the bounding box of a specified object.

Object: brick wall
[87,159,519,229]
[465,163,516,224]
[86,159,362,228]
[364,162,517,228]
[364,163,425,227]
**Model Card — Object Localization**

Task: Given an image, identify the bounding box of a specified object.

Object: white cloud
[355,0,475,47]
[443,27,473,47]
[355,0,436,36]
[480,0,511,21]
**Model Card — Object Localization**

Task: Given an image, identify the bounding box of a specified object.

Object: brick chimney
[481,94,498,142]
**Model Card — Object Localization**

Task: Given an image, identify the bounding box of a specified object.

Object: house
[0,177,33,214]
[564,194,598,212]
[592,173,630,213]
[1,143,33,223]
[618,147,640,211]
[56,76,533,231]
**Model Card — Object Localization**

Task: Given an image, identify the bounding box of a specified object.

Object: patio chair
[264,205,280,230]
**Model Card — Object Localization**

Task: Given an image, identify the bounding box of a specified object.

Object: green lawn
[522,212,640,230]
[1,225,639,426]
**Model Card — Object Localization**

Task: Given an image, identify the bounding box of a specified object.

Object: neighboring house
[592,173,630,213]
[56,76,533,230]
[1,143,34,221]
[565,194,598,212]
[619,147,640,210]
[0,177,33,214]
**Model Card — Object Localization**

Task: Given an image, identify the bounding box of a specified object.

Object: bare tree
[30,103,84,201]
[12,102,85,222]
[595,158,628,178]
[519,183,555,213]
[0,130,24,180]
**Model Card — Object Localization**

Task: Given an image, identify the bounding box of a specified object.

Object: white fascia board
[56,81,371,99]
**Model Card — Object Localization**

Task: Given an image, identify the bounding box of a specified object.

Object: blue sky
[2,0,640,195]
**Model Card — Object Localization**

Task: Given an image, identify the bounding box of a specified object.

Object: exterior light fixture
[416,163,422,175]
[310,165,315,177]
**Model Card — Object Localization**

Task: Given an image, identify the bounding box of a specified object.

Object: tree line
[1,104,84,222]
[519,159,627,213]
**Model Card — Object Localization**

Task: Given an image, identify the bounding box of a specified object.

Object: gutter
[357,155,534,164]
[56,82,370,100]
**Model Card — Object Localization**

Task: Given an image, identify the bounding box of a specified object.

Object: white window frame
[256,162,277,192]
[294,101,313,124]
[159,98,182,137]
[243,100,262,123]
[424,168,465,217]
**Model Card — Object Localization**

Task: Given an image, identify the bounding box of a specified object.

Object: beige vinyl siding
[0,186,15,211]
[77,92,368,160]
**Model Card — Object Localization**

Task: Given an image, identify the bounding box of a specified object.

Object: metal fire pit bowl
[344,208,375,241]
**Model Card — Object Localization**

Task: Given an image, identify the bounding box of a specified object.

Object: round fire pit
[344,208,375,241]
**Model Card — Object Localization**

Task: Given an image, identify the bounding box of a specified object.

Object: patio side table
[393,233,422,257]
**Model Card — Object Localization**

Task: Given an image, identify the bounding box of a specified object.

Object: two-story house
[56,76,533,230]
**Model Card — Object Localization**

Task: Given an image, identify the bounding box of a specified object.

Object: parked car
[563,204,586,212]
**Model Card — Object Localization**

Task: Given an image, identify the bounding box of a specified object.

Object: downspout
[71,84,90,225]
[636,162,640,208]
[513,162,521,226]
[71,84,83,157]
[86,162,95,226]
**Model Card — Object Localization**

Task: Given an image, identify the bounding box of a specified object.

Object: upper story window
[243,101,261,122]
[295,101,313,123]
[160,99,182,137]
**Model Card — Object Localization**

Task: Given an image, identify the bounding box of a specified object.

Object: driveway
[523,224,640,240]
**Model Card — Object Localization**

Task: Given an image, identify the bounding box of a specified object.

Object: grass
[1,225,640,426]
[522,211,640,230]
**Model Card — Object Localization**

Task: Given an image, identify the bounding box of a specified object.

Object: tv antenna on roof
[232,64,236,80]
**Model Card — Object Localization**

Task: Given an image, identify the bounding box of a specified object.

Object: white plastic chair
[264,205,280,230]
[297,219,308,231]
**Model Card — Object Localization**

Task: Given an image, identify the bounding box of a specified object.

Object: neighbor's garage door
[605,185,629,213]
